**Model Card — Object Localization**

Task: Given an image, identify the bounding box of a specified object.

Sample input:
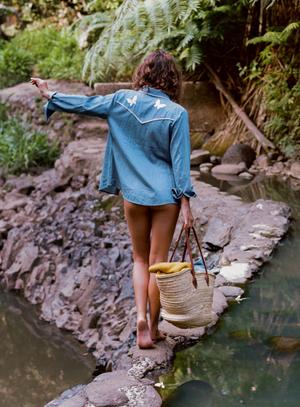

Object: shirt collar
[140,87,170,100]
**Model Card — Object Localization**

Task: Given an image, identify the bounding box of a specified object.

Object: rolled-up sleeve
[170,109,197,200]
[43,92,115,122]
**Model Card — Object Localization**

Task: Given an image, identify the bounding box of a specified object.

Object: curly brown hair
[133,50,182,103]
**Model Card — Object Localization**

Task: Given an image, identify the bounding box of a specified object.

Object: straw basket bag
[155,226,216,329]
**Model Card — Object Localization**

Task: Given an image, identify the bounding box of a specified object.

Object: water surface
[0,289,95,407]
[160,175,300,407]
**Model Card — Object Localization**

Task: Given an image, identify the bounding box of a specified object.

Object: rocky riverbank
[0,81,293,407]
[0,138,291,406]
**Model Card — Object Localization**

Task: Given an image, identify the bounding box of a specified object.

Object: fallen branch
[204,62,276,151]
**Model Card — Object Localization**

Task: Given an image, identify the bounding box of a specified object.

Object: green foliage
[0,44,33,88]
[81,0,249,83]
[245,22,300,157]
[0,100,60,175]
[35,27,86,80]
[0,25,86,88]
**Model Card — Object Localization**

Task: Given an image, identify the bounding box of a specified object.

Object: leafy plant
[245,22,300,156]
[0,25,86,88]
[0,46,33,88]
[0,102,61,175]
[81,0,249,83]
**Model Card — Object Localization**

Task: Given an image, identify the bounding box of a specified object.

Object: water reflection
[0,289,94,407]
[160,176,300,407]
[163,380,213,407]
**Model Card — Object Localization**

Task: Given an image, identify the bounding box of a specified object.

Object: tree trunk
[204,62,276,151]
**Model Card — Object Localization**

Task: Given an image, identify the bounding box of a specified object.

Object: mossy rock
[203,132,237,156]
[268,336,300,352]
[190,132,211,151]
[229,329,262,342]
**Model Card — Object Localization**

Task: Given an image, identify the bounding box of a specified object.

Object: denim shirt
[44,87,196,206]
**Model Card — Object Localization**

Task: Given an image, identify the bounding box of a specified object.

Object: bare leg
[124,200,154,349]
[149,204,180,341]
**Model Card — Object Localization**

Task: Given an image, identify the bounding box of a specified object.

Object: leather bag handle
[169,225,209,289]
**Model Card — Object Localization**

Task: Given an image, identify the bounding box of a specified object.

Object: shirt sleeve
[170,109,197,200]
[43,92,115,122]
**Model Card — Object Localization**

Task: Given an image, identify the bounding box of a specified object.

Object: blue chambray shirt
[43,87,196,206]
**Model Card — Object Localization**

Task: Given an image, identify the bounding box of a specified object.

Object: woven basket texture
[156,267,216,329]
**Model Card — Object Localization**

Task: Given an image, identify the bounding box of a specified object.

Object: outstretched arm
[30,78,51,99]
[30,78,114,122]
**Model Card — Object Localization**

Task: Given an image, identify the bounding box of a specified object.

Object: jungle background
[0,0,300,172]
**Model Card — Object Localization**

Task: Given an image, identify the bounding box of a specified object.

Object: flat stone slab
[212,163,247,175]
[84,369,162,407]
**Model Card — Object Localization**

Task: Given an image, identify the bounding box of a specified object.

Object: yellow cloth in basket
[149,262,192,276]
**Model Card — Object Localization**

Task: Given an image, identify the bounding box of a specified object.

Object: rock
[222,144,256,168]
[211,163,247,175]
[190,150,211,166]
[268,336,300,352]
[53,120,66,131]
[15,243,40,275]
[5,262,21,290]
[56,310,82,331]
[256,154,271,168]
[200,163,213,168]
[212,288,228,315]
[84,370,138,407]
[267,152,279,161]
[202,217,233,249]
[2,228,25,270]
[220,262,252,283]
[290,161,300,180]
[238,172,253,179]
[59,395,86,407]
[45,385,87,407]
[210,155,221,165]
[218,286,244,298]
[0,191,32,212]
[200,215,209,225]
[119,316,136,343]
[54,139,106,180]
[272,161,285,173]
[14,179,35,195]
[199,166,211,173]
[248,167,259,175]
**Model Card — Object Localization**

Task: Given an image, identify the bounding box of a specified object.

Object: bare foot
[150,328,166,342]
[137,319,155,349]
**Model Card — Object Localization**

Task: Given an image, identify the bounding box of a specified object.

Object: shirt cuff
[172,187,197,200]
[48,91,56,99]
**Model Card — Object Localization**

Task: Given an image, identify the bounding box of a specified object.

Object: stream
[1,174,300,407]
[0,289,95,407]
[160,174,300,407]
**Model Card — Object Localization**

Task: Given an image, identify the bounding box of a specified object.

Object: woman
[31,50,196,349]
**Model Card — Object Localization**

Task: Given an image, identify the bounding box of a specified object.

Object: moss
[190,132,211,151]
[202,132,237,156]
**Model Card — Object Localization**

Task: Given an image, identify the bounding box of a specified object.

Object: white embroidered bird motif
[127,95,137,106]
[154,99,166,109]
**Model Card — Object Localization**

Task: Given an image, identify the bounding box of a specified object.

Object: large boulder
[222,144,256,168]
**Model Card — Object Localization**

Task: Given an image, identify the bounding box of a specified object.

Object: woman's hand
[180,195,194,229]
[30,78,50,99]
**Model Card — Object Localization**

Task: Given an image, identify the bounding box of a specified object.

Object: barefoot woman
[31,50,196,349]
